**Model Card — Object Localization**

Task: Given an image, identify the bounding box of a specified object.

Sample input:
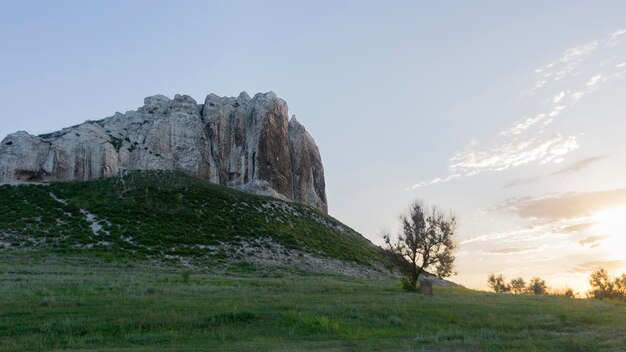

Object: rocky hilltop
[0,92,327,212]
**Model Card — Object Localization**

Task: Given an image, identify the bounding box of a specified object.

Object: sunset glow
[592,206,626,265]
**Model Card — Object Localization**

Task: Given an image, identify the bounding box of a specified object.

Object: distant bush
[487,274,551,295]
[487,274,510,293]
[510,277,526,294]
[588,268,626,300]
[550,287,576,298]
[527,277,548,295]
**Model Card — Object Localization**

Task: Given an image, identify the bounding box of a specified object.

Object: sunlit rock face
[0,92,328,212]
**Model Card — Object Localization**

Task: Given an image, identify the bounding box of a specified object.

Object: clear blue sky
[2,1,626,292]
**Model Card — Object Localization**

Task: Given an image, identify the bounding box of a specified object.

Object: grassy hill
[0,170,384,270]
[3,171,626,351]
[1,255,626,351]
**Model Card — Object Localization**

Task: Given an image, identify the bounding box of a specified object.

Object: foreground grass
[1,255,625,351]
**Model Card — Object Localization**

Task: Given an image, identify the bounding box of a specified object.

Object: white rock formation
[0,92,327,212]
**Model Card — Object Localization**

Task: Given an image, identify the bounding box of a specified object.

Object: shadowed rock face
[0,92,328,212]
[289,117,326,212]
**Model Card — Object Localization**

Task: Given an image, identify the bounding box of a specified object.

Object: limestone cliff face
[289,117,326,212]
[0,92,328,212]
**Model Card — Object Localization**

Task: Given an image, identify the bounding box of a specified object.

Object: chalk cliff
[0,92,327,212]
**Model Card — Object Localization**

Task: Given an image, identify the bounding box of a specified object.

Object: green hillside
[2,256,626,351]
[2,171,626,351]
[0,171,384,267]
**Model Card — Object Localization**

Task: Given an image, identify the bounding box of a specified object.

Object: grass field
[2,254,625,351]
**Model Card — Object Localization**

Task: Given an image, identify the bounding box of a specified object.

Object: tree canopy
[384,200,457,291]
[588,268,626,300]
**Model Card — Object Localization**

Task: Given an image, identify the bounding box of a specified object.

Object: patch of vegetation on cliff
[0,171,383,266]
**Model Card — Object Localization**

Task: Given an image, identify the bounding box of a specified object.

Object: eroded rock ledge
[0,92,327,212]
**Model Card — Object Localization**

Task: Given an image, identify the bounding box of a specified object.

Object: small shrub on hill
[400,277,417,292]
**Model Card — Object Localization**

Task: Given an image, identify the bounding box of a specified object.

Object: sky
[2,0,626,294]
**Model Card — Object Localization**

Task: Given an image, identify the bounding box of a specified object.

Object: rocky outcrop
[0,92,328,212]
[289,117,326,211]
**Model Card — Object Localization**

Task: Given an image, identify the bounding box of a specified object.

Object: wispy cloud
[408,29,626,190]
[561,222,594,234]
[550,155,606,175]
[459,226,587,279]
[578,235,605,247]
[486,247,535,255]
[586,74,605,87]
[464,188,626,257]
[570,259,626,273]
[503,176,541,189]
[609,29,626,47]
[526,41,599,95]
[553,91,566,103]
[504,155,606,188]
[491,188,626,221]
[461,215,590,246]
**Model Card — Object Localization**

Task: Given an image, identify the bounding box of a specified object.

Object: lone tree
[383,200,457,291]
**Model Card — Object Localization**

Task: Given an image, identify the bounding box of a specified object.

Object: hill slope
[2,257,626,351]
[0,171,384,272]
